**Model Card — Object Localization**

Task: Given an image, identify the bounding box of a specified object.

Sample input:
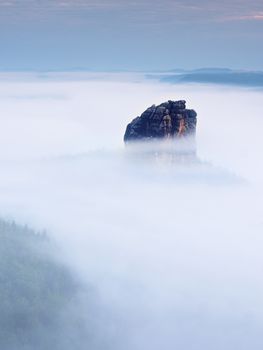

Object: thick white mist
[0,74,263,349]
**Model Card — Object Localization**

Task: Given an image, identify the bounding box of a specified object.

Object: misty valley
[0,74,263,350]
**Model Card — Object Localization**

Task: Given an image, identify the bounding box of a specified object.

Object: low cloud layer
[0,74,263,349]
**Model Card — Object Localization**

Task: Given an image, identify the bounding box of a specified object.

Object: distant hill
[0,220,102,350]
[188,68,233,74]
[148,69,263,88]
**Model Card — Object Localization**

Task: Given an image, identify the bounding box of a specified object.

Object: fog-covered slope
[0,220,100,350]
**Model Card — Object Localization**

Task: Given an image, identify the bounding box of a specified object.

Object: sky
[0,0,263,71]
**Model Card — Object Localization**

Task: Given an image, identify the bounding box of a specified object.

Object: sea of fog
[0,73,263,349]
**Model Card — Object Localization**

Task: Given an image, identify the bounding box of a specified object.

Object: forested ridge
[0,219,98,350]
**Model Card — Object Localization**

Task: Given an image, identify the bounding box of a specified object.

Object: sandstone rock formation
[124,100,197,142]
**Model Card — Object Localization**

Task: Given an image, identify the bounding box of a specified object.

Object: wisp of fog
[0,73,263,349]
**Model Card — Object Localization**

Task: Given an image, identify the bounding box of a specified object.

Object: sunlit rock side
[124,100,197,158]
[121,100,240,183]
[124,100,197,141]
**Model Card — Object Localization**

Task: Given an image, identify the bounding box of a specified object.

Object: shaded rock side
[124,100,197,142]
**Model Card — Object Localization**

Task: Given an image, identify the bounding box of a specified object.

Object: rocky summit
[124,100,197,142]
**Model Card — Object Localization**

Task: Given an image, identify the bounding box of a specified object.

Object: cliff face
[124,100,197,142]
